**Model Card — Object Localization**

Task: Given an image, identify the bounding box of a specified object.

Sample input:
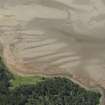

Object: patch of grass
[11,75,45,88]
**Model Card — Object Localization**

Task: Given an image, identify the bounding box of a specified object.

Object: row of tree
[0,57,101,105]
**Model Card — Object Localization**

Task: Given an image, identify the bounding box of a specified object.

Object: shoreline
[0,43,104,105]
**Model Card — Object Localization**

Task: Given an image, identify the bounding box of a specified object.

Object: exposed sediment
[0,0,105,104]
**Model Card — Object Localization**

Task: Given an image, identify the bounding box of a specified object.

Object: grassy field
[11,75,45,88]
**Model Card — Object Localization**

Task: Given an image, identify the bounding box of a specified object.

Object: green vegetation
[11,75,44,88]
[0,57,101,105]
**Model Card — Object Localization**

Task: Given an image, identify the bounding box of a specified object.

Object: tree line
[0,57,101,105]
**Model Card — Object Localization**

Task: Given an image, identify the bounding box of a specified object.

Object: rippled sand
[0,0,105,90]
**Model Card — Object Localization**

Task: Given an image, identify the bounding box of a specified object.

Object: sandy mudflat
[0,2,105,103]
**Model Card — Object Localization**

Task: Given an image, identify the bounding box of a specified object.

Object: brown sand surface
[0,1,105,104]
